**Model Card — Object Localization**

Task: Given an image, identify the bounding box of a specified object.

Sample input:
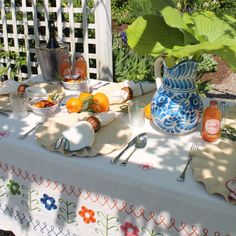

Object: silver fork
[18,122,44,139]
[177,144,198,182]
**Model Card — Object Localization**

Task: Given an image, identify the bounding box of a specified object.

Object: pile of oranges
[66,92,110,113]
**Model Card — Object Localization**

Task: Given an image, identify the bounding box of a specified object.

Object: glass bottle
[59,55,71,80]
[201,100,222,142]
[47,20,59,48]
[74,56,87,80]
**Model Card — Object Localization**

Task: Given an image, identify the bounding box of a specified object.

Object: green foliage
[221,124,236,141]
[173,0,236,18]
[197,54,218,74]
[111,0,155,26]
[0,44,26,80]
[196,80,212,96]
[193,0,236,18]
[111,0,133,25]
[126,0,236,71]
[113,34,155,82]
[128,0,156,18]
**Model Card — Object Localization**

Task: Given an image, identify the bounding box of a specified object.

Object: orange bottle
[59,55,71,78]
[74,56,87,80]
[201,100,222,142]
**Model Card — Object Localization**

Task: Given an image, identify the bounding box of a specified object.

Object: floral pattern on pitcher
[151,60,203,135]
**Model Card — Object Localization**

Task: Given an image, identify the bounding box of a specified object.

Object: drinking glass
[128,101,145,129]
[10,92,28,118]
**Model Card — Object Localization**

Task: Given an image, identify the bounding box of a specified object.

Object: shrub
[112,33,155,83]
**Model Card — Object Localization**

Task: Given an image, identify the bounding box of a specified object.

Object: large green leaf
[126,15,184,56]
[167,43,236,71]
[126,8,236,71]
[152,1,188,31]
[151,0,197,45]
[184,11,236,43]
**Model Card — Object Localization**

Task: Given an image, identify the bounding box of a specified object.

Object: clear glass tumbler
[10,92,28,118]
[128,101,145,129]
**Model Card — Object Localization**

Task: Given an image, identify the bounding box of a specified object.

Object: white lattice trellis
[0,0,113,81]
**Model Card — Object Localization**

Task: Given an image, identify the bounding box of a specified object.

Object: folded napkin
[96,80,156,104]
[74,111,116,127]
[123,80,156,97]
[60,121,95,151]
[35,112,131,157]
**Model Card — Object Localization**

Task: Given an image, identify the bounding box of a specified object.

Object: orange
[92,92,109,112]
[145,102,152,120]
[78,92,92,101]
[89,103,102,113]
[66,97,83,113]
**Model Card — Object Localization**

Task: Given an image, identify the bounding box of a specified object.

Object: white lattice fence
[0,0,113,81]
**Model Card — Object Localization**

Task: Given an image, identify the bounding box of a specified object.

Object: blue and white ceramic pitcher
[151,59,203,135]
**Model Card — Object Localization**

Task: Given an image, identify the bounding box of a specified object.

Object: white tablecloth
[0,76,235,236]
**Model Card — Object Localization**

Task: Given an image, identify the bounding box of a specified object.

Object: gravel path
[206,72,236,101]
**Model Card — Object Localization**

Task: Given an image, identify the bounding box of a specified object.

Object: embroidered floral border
[0,161,231,236]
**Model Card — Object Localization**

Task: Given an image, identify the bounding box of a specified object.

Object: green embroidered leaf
[21,185,40,212]
[58,198,76,224]
[95,212,119,236]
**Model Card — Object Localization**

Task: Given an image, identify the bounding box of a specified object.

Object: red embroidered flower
[120,222,139,236]
[139,162,154,171]
[0,131,10,138]
[79,206,96,224]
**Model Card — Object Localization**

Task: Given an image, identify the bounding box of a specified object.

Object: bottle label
[205,119,220,134]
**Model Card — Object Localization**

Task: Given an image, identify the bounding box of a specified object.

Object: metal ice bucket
[36,43,69,82]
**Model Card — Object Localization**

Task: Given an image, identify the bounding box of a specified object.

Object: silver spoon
[120,135,147,166]
[18,122,44,139]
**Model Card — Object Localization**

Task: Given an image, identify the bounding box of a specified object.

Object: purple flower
[121,32,128,45]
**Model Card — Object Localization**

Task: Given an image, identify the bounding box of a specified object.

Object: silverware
[18,122,44,139]
[120,135,147,166]
[177,144,198,182]
[110,132,146,164]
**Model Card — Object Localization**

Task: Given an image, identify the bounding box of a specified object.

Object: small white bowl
[29,98,59,116]
[61,79,89,91]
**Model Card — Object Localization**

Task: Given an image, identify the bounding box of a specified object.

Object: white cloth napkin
[55,112,116,152]
[61,121,95,151]
[94,112,116,126]
[75,111,116,127]
[122,80,156,97]
[0,80,20,95]
[97,80,156,104]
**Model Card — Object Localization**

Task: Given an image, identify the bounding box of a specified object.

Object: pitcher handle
[154,57,163,89]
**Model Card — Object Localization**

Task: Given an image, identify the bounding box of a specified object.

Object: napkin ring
[54,136,70,151]
[226,177,236,201]
[54,136,91,153]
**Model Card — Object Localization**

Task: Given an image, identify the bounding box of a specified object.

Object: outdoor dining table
[0,76,235,236]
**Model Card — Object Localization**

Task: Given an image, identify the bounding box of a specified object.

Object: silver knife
[110,132,146,164]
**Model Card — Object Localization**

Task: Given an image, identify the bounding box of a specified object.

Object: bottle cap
[210,100,217,106]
